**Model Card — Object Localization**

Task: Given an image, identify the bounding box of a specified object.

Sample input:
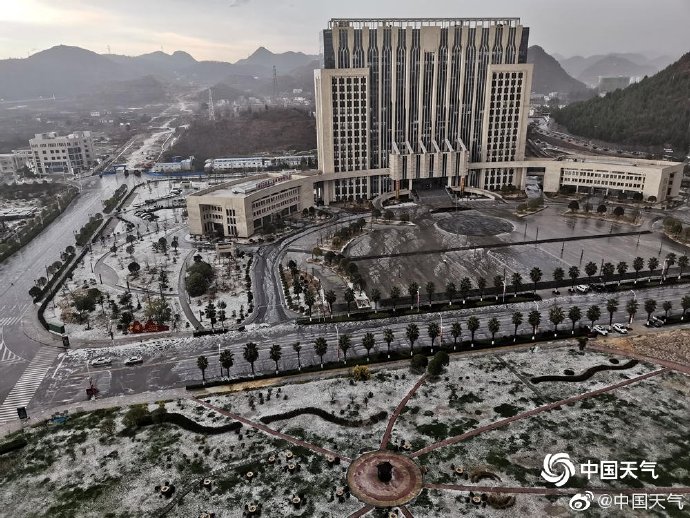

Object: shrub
[427,357,444,377]
[411,354,428,372]
[351,365,371,382]
[434,350,450,366]
[122,404,151,429]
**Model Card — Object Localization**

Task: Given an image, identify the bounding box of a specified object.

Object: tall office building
[30,131,95,175]
[314,18,533,197]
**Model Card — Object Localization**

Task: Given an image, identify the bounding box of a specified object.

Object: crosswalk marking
[0,304,30,328]
[0,332,26,365]
[0,348,57,423]
[0,316,22,327]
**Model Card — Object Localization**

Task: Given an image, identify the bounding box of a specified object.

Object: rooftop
[560,154,683,168]
[328,18,521,29]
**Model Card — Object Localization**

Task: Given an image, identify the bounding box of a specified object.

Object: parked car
[612,323,628,334]
[124,356,143,366]
[592,325,609,336]
[91,357,112,367]
[575,285,590,294]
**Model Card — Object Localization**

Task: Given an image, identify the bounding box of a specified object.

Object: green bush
[411,354,428,372]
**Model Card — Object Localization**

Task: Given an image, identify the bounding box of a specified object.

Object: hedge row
[129,411,242,435]
[531,360,638,384]
[259,407,388,428]
[103,185,128,214]
[0,436,28,456]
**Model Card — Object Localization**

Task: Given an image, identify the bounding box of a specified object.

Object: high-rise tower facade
[315,18,533,196]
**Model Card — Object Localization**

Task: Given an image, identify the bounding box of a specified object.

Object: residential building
[29,131,95,175]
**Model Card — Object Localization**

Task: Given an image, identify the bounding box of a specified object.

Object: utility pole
[208,88,216,121]
[272,65,278,100]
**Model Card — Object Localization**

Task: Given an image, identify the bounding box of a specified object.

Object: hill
[235,47,319,75]
[552,52,690,152]
[577,55,657,85]
[527,45,588,94]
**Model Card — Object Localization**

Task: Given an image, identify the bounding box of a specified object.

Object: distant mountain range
[527,45,588,95]
[0,45,319,102]
[557,52,677,86]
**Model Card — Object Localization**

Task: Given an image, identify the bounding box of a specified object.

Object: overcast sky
[1,0,688,61]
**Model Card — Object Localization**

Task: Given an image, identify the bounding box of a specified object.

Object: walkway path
[347,505,374,518]
[411,368,666,458]
[194,397,351,462]
[589,343,690,375]
[380,374,426,449]
[423,483,690,496]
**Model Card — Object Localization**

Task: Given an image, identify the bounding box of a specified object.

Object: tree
[467,316,480,346]
[338,334,352,363]
[128,262,141,276]
[312,247,323,261]
[427,322,440,352]
[119,311,134,329]
[586,305,601,328]
[28,286,42,300]
[344,288,355,316]
[384,209,394,221]
[553,267,565,285]
[511,272,523,297]
[584,261,598,279]
[73,293,96,322]
[171,236,179,253]
[477,277,487,300]
[304,289,316,320]
[204,301,217,329]
[383,328,394,358]
[512,311,523,341]
[662,300,672,319]
[197,355,209,382]
[616,261,628,284]
[406,323,419,355]
[243,342,259,376]
[568,266,580,288]
[606,298,619,327]
[596,204,607,215]
[186,272,209,297]
[681,296,690,320]
[390,286,400,312]
[325,290,336,316]
[314,337,328,368]
[460,277,472,304]
[450,322,462,350]
[372,207,382,219]
[528,310,541,339]
[408,282,419,309]
[643,299,657,323]
[126,244,135,257]
[269,344,282,374]
[370,288,381,312]
[632,256,645,282]
[362,332,375,361]
[568,200,580,212]
[568,306,582,334]
[145,298,172,325]
[613,206,625,218]
[601,262,615,284]
[425,281,435,307]
[529,267,542,293]
[678,255,689,278]
[648,257,659,278]
[493,275,504,300]
[219,350,234,377]
[665,252,677,275]
[487,317,500,344]
[626,298,639,324]
[157,237,168,255]
[427,355,445,377]
[411,354,428,373]
[549,306,565,337]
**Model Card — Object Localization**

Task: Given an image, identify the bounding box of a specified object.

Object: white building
[208,155,315,172]
[151,156,194,173]
[29,131,95,175]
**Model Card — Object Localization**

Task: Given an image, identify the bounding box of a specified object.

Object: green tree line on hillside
[553,52,690,153]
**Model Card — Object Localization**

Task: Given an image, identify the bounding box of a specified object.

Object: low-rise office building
[151,156,194,173]
[207,155,315,172]
[29,131,95,175]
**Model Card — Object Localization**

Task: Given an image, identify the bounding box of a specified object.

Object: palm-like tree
[511,272,523,297]
[584,261,598,280]
[568,266,580,289]
[338,334,352,363]
[643,299,657,323]
[632,256,644,283]
[601,262,615,285]
[553,267,565,285]
[568,306,582,334]
[370,288,381,313]
[467,316,480,347]
[292,342,302,370]
[549,306,565,337]
[528,310,541,340]
[425,281,435,307]
[662,301,672,319]
[487,317,500,345]
[325,290,336,317]
[362,332,375,361]
[678,255,689,279]
[219,350,234,378]
[446,282,457,306]
[197,355,209,382]
[390,286,401,312]
[304,290,316,320]
[344,288,355,316]
[459,277,472,304]
[529,267,542,293]
[665,253,677,279]
[314,337,328,368]
[586,305,601,328]
[616,261,628,285]
[626,299,639,324]
[406,323,419,355]
[648,257,659,279]
[450,322,462,350]
[383,328,394,358]
[408,282,420,309]
[493,275,504,300]
[681,296,690,320]
[512,311,523,342]
[606,299,619,327]
[269,344,282,374]
[477,277,487,301]
[244,342,259,376]
[427,322,440,353]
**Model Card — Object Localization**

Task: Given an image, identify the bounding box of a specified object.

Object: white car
[124,356,144,366]
[612,323,628,334]
[91,357,112,367]
[592,325,609,336]
[575,285,590,294]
